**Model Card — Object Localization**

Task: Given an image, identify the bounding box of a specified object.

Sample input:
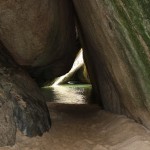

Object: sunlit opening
[51,49,84,87]
[42,49,92,104]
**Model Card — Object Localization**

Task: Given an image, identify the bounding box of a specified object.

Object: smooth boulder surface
[73,0,150,128]
[0,0,79,84]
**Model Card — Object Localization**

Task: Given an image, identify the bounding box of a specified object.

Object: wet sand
[1,103,150,150]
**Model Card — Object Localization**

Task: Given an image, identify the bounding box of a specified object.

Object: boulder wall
[0,0,79,84]
[73,0,150,128]
[0,43,51,146]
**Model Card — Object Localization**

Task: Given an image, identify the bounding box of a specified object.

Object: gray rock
[0,94,16,146]
[0,43,51,146]
[73,0,150,128]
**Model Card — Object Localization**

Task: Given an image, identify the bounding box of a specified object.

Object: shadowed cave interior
[1,0,150,150]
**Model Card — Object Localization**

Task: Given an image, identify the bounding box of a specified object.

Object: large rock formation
[0,43,51,146]
[0,0,150,147]
[0,0,79,85]
[73,0,150,128]
[0,0,79,146]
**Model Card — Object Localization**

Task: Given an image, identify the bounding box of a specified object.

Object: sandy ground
[1,103,150,150]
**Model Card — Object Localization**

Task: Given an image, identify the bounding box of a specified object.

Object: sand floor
[1,103,150,150]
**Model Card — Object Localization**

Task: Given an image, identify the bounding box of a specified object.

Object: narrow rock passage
[1,85,150,150]
[1,103,150,150]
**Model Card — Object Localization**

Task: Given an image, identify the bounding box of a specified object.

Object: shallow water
[41,84,92,104]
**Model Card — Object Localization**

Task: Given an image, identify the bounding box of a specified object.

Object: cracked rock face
[0,67,51,146]
[0,92,16,147]
[0,44,51,147]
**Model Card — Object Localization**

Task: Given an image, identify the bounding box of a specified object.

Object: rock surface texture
[73,0,150,128]
[0,89,16,147]
[0,0,79,84]
[0,0,150,147]
[1,103,150,150]
[0,43,51,146]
